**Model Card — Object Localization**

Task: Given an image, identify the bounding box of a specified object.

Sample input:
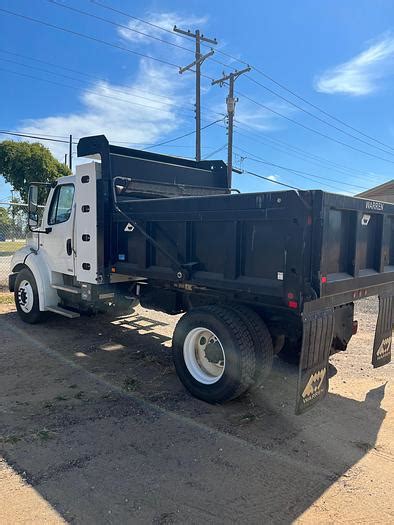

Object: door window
[48,184,75,225]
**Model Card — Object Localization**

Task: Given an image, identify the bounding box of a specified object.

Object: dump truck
[9,135,393,413]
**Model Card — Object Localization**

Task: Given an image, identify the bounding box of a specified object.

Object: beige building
[357,180,394,203]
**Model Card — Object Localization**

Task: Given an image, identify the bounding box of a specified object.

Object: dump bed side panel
[113,190,311,304]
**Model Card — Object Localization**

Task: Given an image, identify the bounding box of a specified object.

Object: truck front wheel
[14,268,46,324]
[172,306,256,403]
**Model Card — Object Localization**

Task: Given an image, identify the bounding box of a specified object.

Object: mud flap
[372,294,392,368]
[295,308,334,414]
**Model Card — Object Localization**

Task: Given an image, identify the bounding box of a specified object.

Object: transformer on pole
[212,67,251,186]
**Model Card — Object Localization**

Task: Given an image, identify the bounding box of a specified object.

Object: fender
[11,247,58,311]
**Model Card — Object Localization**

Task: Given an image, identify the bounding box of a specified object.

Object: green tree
[0,207,10,228]
[0,141,71,202]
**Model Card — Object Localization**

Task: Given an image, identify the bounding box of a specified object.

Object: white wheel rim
[183,327,225,384]
[17,280,34,313]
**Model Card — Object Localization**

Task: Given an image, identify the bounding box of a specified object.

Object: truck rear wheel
[14,268,46,324]
[228,305,273,387]
[172,306,255,403]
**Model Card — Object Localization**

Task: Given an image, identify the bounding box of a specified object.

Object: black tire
[227,304,273,387]
[172,305,256,403]
[14,268,46,324]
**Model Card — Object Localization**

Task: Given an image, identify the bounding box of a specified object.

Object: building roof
[356,179,394,198]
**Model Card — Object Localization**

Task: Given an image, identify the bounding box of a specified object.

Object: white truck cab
[9,163,106,322]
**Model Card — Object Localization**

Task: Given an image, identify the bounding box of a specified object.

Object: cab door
[40,183,75,275]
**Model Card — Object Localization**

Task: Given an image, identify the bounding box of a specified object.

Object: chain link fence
[0,202,29,290]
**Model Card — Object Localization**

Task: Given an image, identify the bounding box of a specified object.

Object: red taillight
[288,300,298,309]
[321,276,327,283]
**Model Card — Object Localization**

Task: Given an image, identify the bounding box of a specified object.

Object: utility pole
[173,26,217,162]
[69,134,72,171]
[212,67,251,186]
[64,153,68,166]
[10,188,16,241]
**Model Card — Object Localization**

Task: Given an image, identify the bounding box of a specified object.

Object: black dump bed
[78,135,394,312]
[78,135,394,413]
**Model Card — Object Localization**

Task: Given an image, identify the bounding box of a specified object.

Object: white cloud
[267,174,278,181]
[117,12,208,47]
[18,60,190,163]
[315,33,394,96]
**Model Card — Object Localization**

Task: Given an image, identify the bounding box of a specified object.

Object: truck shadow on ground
[0,309,389,524]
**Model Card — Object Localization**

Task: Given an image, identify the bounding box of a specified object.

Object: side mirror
[28,183,52,233]
[28,185,39,230]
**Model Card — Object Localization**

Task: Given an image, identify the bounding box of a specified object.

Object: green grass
[36,428,56,441]
[0,240,25,255]
[0,293,14,305]
[0,434,21,444]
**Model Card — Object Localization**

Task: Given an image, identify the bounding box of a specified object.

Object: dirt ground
[0,295,393,524]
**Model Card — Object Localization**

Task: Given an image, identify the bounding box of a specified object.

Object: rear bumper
[305,281,394,312]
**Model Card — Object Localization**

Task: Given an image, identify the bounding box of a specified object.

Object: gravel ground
[0,296,393,524]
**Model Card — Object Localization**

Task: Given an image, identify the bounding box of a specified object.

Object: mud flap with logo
[372,294,392,368]
[295,308,334,414]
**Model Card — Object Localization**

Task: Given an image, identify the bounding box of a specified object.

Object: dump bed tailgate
[296,191,394,414]
[313,192,394,299]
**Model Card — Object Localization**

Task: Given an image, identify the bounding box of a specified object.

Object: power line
[90,0,394,155]
[246,68,394,153]
[0,66,205,121]
[203,143,227,159]
[241,169,300,190]
[5,4,393,170]
[0,130,73,144]
[1,125,225,160]
[233,121,379,183]
[243,75,394,156]
[0,49,224,122]
[90,0,190,41]
[236,145,368,191]
[89,0,231,74]
[144,118,223,149]
[0,56,196,117]
[0,48,193,109]
[235,90,394,165]
[0,7,180,69]
[48,0,196,55]
[0,134,359,193]
[0,129,222,153]
[0,129,71,139]
[235,147,367,191]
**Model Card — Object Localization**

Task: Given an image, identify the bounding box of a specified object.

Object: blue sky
[1,0,394,200]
